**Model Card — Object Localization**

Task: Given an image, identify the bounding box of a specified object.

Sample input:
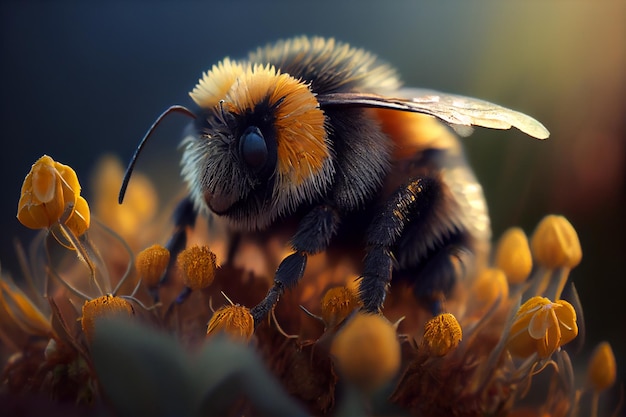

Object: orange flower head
[420,313,463,357]
[176,245,217,290]
[135,244,170,288]
[81,295,134,343]
[206,305,254,342]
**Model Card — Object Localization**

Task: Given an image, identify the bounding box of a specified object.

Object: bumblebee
[120,36,548,324]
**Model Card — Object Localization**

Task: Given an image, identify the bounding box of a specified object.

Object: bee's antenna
[118,105,196,204]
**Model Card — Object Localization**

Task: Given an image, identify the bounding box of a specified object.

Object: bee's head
[181,60,334,230]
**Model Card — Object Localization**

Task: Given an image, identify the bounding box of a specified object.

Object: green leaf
[91,318,196,417]
[91,318,308,417]
[194,336,308,417]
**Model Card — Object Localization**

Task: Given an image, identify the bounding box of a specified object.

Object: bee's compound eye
[240,126,267,171]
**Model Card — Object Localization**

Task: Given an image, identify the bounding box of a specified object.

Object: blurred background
[1,0,624,402]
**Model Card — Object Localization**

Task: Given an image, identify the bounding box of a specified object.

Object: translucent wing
[317,88,549,139]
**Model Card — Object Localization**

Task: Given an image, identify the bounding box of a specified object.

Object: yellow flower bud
[17,155,90,236]
[330,312,401,392]
[320,286,362,328]
[176,245,216,290]
[471,268,509,308]
[81,295,134,343]
[530,215,582,269]
[587,341,616,392]
[506,296,578,359]
[206,305,254,342]
[420,313,463,357]
[495,227,533,284]
[91,155,158,241]
[17,155,76,227]
[135,244,170,288]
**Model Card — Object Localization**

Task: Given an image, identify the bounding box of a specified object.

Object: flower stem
[57,222,103,296]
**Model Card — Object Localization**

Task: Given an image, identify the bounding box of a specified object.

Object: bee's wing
[317,88,549,139]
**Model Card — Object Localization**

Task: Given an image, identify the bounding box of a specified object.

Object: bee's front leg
[250,205,340,326]
[165,197,198,269]
[359,176,439,313]
[150,196,199,303]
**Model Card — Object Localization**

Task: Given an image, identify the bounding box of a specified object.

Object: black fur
[290,205,340,254]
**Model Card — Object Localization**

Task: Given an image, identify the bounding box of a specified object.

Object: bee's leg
[249,252,307,326]
[161,197,197,302]
[165,197,198,273]
[411,243,473,315]
[250,205,340,326]
[359,177,439,313]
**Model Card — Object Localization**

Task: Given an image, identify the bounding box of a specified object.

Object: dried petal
[0,279,51,338]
